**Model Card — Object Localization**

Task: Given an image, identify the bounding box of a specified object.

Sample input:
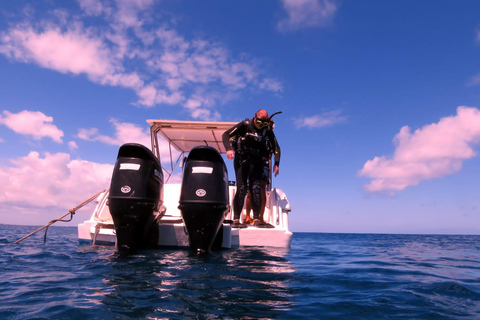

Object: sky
[1,0,480,234]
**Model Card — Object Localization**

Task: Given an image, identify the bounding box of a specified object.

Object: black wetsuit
[222,119,281,221]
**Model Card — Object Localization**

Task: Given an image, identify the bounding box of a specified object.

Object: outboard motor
[108,143,163,253]
[179,146,229,254]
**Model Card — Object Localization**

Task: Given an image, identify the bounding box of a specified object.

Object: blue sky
[1,0,480,234]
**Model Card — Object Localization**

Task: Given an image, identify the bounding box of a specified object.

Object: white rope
[14,189,107,244]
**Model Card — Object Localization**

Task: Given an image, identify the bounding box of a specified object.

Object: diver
[222,109,281,228]
[244,117,279,225]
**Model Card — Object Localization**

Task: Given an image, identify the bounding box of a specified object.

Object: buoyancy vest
[235,119,273,158]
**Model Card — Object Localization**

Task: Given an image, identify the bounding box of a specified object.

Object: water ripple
[1,226,480,319]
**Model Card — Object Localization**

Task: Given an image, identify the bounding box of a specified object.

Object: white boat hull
[78,184,292,249]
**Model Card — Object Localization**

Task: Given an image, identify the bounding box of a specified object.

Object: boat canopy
[147,119,238,154]
[147,120,238,181]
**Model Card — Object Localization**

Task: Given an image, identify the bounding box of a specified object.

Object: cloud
[184,94,222,121]
[0,110,64,142]
[77,118,178,162]
[464,29,480,85]
[0,24,145,93]
[466,74,480,87]
[475,26,480,44]
[0,151,113,208]
[260,78,283,92]
[277,0,338,32]
[113,0,154,29]
[68,141,78,150]
[2,27,112,76]
[77,118,151,147]
[358,106,480,194]
[294,110,346,128]
[0,117,181,221]
[77,0,107,16]
[0,2,282,120]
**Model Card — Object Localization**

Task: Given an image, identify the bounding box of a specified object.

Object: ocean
[1,225,479,319]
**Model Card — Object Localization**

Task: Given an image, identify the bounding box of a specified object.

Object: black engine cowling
[108,143,163,253]
[179,146,229,254]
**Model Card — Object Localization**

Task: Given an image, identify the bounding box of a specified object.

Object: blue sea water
[1,225,479,319]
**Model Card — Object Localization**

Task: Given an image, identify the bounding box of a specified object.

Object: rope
[14,189,107,244]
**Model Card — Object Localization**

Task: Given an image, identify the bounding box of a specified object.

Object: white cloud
[475,27,480,44]
[0,2,282,120]
[358,106,480,194]
[277,0,338,32]
[77,118,183,183]
[68,141,79,150]
[466,74,480,87]
[184,94,221,121]
[0,110,64,143]
[77,118,151,147]
[1,26,112,76]
[0,25,147,94]
[0,117,181,222]
[0,151,113,208]
[294,110,346,129]
[78,0,106,16]
[114,0,154,29]
[77,118,177,161]
[260,78,283,92]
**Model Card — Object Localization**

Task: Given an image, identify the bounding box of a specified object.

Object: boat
[78,119,292,253]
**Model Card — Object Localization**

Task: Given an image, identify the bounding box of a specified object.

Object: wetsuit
[222,119,281,221]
